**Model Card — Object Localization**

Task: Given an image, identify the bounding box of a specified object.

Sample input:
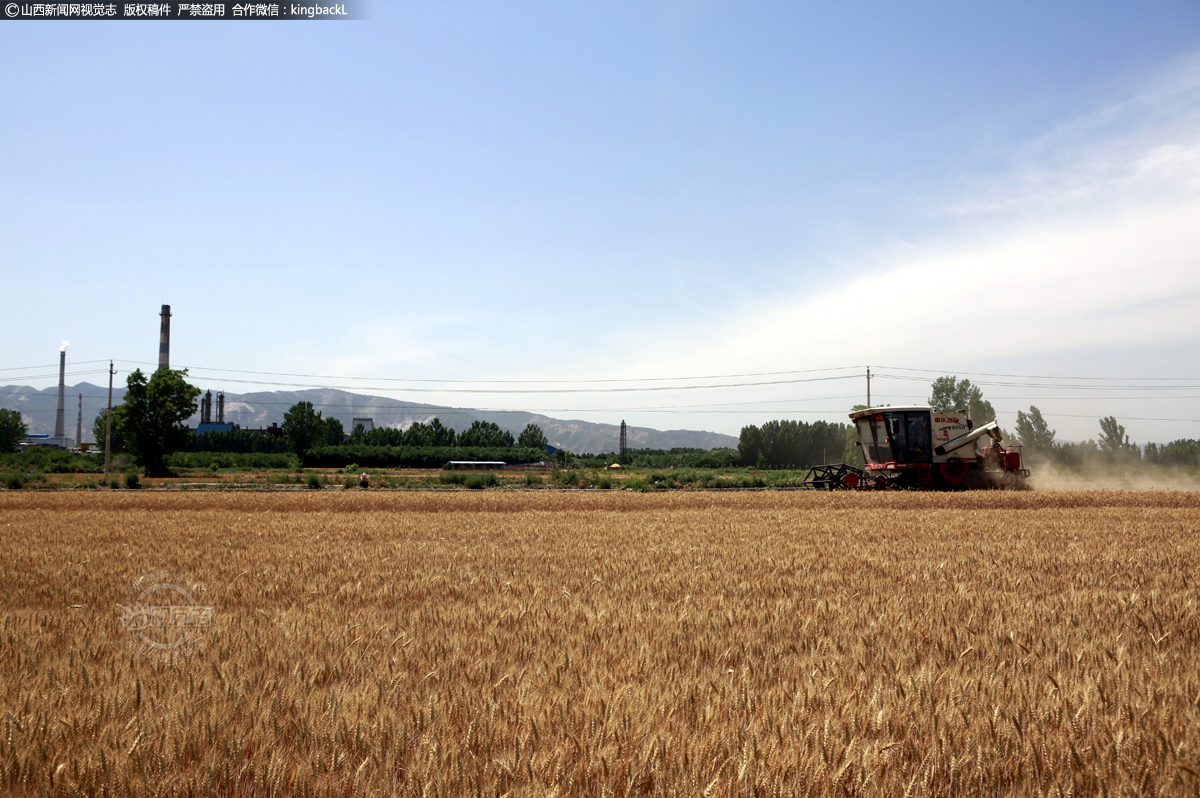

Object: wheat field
[0,491,1197,796]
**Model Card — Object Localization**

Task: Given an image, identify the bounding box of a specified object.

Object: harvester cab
[808,406,1029,490]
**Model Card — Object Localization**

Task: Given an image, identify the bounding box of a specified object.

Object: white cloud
[201,53,1200,444]
[573,54,1200,439]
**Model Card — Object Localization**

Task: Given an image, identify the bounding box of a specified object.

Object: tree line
[6,368,1196,475]
[342,416,548,450]
[80,370,557,475]
[737,420,850,469]
[935,375,1200,468]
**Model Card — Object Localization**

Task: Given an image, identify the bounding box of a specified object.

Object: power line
[0,360,110,372]
[120,373,862,394]
[1000,411,1200,424]
[877,365,1200,381]
[879,373,1200,391]
[10,358,1197,392]
[112,359,864,385]
[0,370,112,382]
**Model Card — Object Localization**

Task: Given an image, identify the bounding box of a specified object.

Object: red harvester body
[805,406,1030,490]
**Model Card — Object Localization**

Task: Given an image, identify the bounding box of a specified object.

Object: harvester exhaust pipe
[935,420,1002,456]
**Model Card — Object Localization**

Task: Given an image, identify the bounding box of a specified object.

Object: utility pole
[76,394,82,450]
[866,367,871,408]
[104,361,113,481]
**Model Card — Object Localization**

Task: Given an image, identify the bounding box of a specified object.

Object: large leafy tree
[517,423,548,450]
[428,419,457,447]
[322,417,345,446]
[1014,406,1056,454]
[0,409,27,453]
[928,376,996,424]
[458,420,515,448]
[114,368,201,476]
[1098,416,1139,461]
[283,401,326,456]
[399,418,457,447]
[738,424,766,467]
[92,408,125,454]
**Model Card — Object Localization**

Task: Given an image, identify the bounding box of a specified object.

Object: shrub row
[0,449,102,473]
[303,445,547,469]
[166,451,298,470]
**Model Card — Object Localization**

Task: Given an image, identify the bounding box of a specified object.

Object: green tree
[738,424,764,467]
[92,408,125,454]
[929,376,996,424]
[114,368,201,476]
[404,418,456,447]
[738,419,848,469]
[322,417,345,447]
[0,409,27,453]
[1143,439,1200,468]
[458,420,515,448]
[1014,406,1056,454]
[1098,416,1139,461]
[517,423,548,450]
[283,401,325,456]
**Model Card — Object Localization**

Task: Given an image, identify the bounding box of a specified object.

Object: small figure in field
[360,472,370,489]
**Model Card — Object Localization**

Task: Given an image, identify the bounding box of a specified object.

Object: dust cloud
[1027,462,1200,491]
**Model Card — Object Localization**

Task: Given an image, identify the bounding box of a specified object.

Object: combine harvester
[805,406,1030,490]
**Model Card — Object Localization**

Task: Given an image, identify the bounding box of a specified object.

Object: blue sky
[3,0,1200,443]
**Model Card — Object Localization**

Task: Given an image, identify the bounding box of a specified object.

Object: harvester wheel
[842,473,860,490]
[939,457,968,486]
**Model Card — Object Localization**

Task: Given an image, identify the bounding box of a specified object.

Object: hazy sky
[3,0,1199,443]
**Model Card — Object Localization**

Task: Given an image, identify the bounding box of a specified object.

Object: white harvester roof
[848,406,934,420]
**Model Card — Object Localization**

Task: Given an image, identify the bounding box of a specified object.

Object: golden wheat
[0,491,1197,796]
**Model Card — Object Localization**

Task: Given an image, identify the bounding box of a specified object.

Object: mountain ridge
[1,383,738,453]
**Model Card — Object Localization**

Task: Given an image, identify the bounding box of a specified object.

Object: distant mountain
[0,383,124,444]
[1,384,738,453]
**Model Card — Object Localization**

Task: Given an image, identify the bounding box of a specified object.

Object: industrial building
[195,389,234,435]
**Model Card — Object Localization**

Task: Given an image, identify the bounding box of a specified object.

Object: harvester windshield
[855,410,932,465]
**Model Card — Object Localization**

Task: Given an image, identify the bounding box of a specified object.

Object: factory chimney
[158,304,171,371]
[54,343,67,439]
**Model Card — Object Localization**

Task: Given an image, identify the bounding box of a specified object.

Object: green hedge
[0,449,102,473]
[303,445,546,469]
[166,451,298,470]
[186,429,292,454]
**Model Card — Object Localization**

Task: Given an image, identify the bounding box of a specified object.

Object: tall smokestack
[158,304,171,370]
[54,344,67,439]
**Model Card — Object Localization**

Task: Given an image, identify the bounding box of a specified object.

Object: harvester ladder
[917,463,932,492]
